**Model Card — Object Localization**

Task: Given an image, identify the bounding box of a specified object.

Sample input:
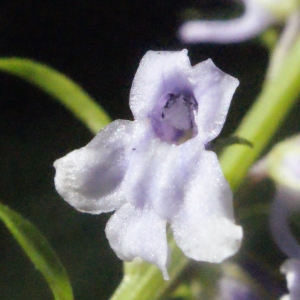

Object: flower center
[151,93,198,145]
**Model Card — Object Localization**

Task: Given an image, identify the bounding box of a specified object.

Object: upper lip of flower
[54,49,242,280]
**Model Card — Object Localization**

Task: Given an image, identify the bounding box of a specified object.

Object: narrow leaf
[0,58,111,133]
[0,202,73,300]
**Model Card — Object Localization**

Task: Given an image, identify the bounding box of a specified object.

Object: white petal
[54,120,133,214]
[170,150,242,262]
[130,50,192,120]
[105,203,169,280]
[191,59,239,143]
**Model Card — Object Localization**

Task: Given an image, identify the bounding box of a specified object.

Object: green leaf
[0,58,111,134]
[212,135,253,153]
[0,202,73,300]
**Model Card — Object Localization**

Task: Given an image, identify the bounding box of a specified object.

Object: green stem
[109,34,300,300]
[220,33,300,190]
[0,58,111,133]
[266,10,300,80]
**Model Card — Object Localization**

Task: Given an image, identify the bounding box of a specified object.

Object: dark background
[0,1,296,299]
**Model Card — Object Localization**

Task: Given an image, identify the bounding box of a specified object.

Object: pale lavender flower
[179,0,278,44]
[280,259,300,300]
[54,50,242,279]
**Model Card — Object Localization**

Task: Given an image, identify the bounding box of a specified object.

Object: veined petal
[54,120,133,214]
[170,150,242,262]
[130,50,192,120]
[105,203,169,280]
[191,59,239,143]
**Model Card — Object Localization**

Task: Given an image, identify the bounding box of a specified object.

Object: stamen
[151,92,198,145]
[162,93,197,131]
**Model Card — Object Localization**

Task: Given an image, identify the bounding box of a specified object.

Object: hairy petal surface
[121,121,207,220]
[191,59,239,143]
[170,151,242,262]
[54,120,133,214]
[105,203,169,280]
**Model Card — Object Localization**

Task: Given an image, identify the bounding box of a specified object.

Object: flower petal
[105,203,169,280]
[54,120,133,214]
[119,120,204,219]
[178,0,275,44]
[191,59,239,143]
[170,150,242,262]
[130,50,192,120]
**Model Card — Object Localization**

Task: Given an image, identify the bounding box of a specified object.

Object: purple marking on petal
[149,92,198,144]
[130,50,193,119]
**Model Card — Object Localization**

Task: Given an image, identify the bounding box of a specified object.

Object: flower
[178,0,294,44]
[280,259,300,300]
[54,49,243,280]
